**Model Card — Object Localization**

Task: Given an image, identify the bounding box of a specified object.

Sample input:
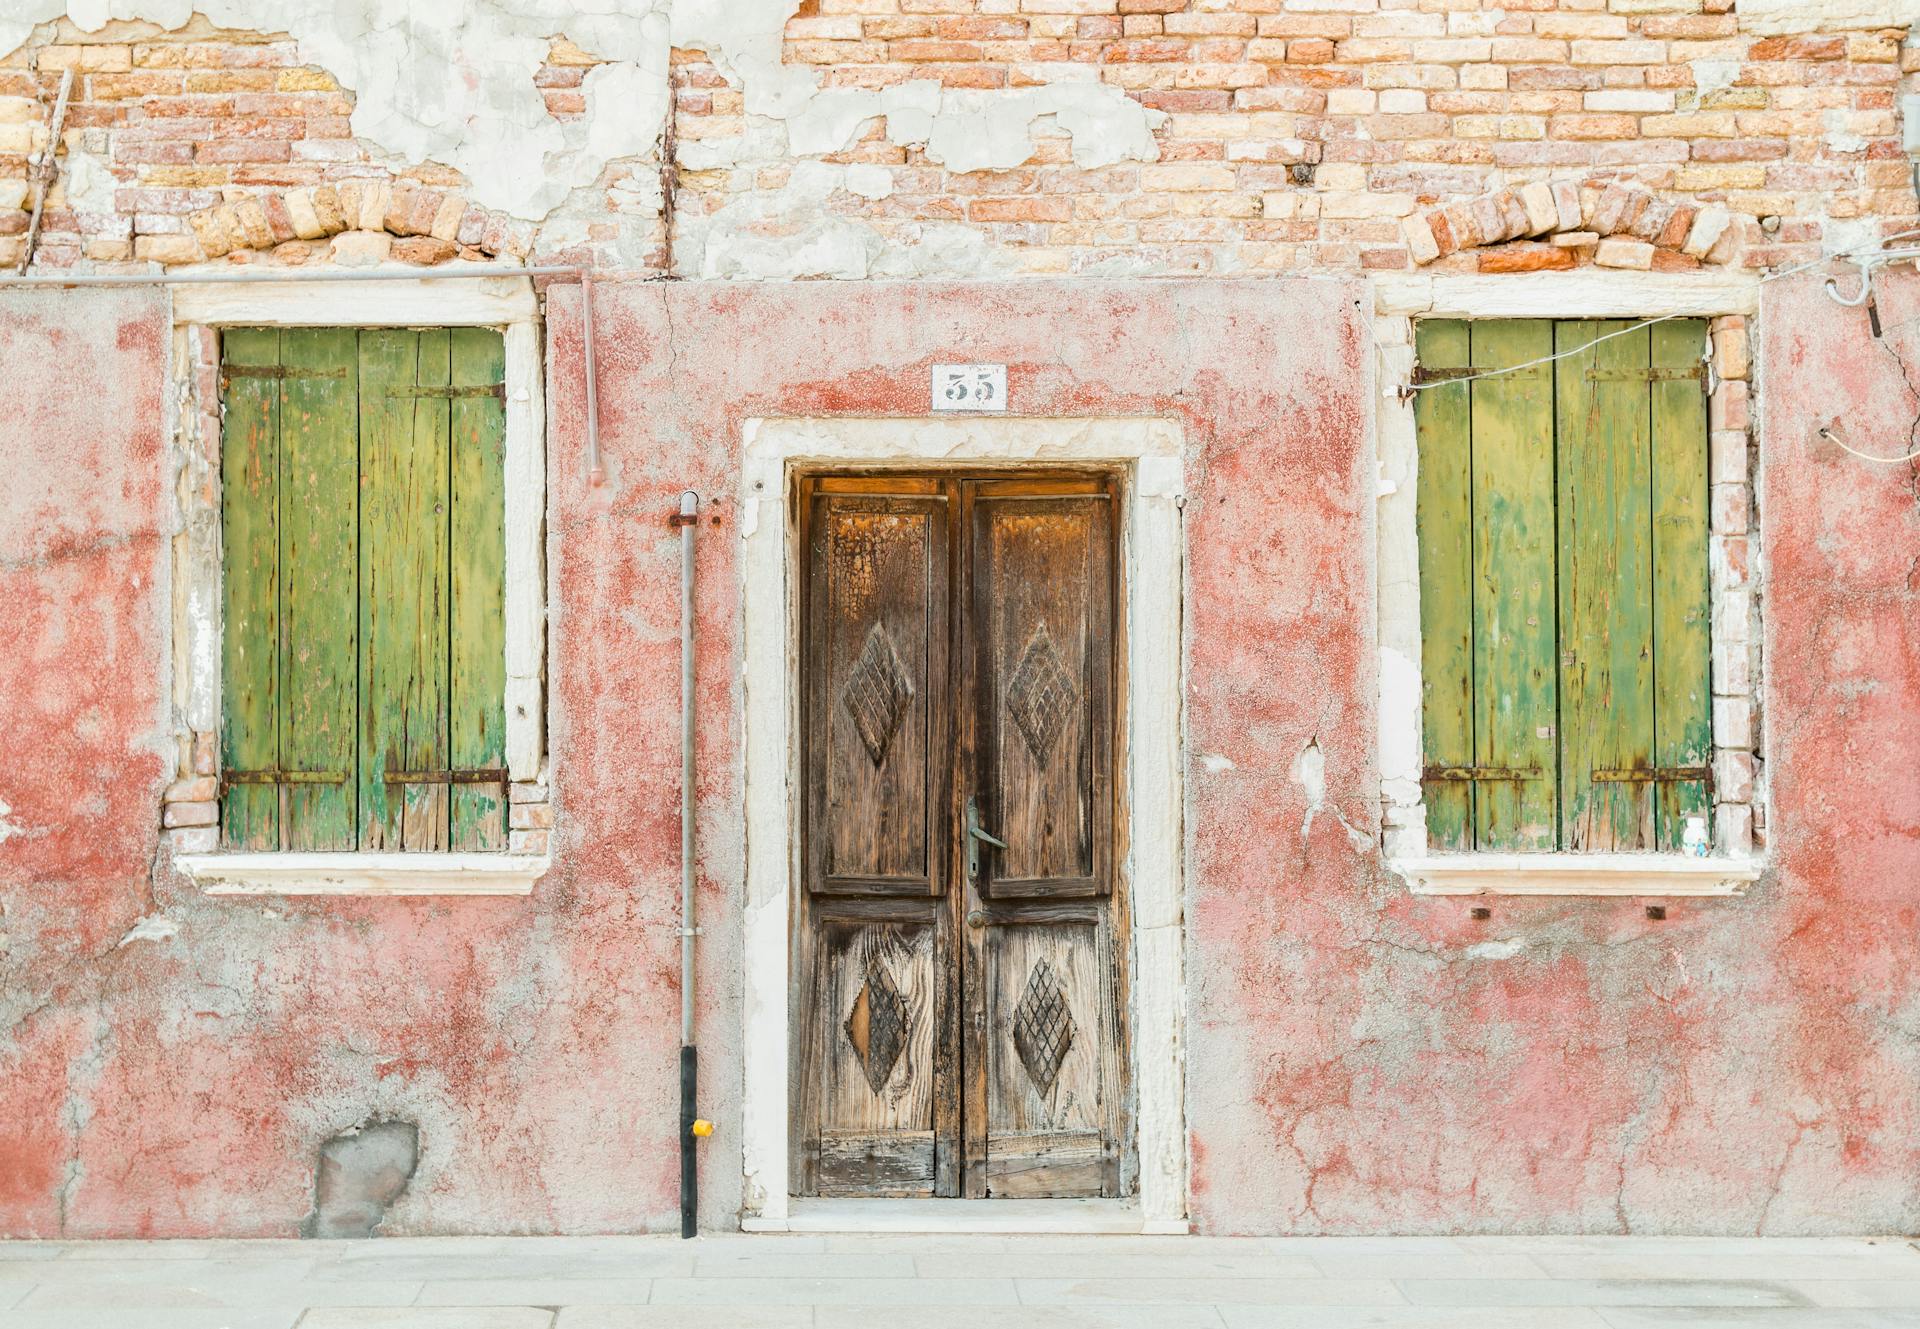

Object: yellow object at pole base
[691,1119,714,1138]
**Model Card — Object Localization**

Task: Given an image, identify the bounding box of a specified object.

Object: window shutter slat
[278,328,360,851]
[1649,319,1713,851]
[358,329,453,851]
[1469,320,1560,851]
[1414,319,1477,851]
[220,328,284,851]
[1555,320,1657,852]
[448,327,510,852]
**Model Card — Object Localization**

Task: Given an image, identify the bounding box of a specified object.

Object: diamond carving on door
[842,622,914,767]
[1011,957,1075,1096]
[844,958,909,1094]
[1006,622,1077,763]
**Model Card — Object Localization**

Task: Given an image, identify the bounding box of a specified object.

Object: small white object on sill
[177,852,548,897]
[1393,853,1762,897]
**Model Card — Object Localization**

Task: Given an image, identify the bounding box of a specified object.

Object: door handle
[965,795,1007,883]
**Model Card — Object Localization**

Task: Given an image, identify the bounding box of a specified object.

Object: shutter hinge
[219,768,347,789]
[381,767,511,784]
[383,383,507,401]
[1422,765,1545,782]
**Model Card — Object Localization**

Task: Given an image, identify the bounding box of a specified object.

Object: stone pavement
[3,1233,1920,1328]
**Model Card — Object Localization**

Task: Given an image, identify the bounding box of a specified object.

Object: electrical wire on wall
[1381,217,1920,469]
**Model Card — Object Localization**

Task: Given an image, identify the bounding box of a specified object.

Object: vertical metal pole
[583,274,604,486]
[678,489,699,1238]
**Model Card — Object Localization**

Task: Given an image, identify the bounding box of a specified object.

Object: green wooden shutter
[448,328,510,852]
[1414,318,1709,853]
[1469,321,1560,851]
[1649,321,1712,850]
[220,329,284,851]
[1556,320,1657,851]
[279,329,360,851]
[1414,321,1475,851]
[223,326,508,852]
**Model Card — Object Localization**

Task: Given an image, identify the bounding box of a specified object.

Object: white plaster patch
[1823,109,1869,155]
[677,2,1163,174]
[1466,937,1525,961]
[1689,60,1739,105]
[1293,738,1329,838]
[116,914,178,947]
[1200,752,1236,774]
[843,164,894,202]
[1294,738,1374,855]
[1377,646,1423,798]
[62,148,117,216]
[0,798,26,844]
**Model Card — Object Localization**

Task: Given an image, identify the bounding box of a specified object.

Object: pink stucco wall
[2,276,1916,1237]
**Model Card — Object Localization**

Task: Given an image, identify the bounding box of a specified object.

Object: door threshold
[743,1198,1188,1235]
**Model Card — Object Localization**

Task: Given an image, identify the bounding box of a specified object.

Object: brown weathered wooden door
[795,472,1128,1200]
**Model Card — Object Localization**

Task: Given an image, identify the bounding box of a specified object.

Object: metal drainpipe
[676,488,708,1238]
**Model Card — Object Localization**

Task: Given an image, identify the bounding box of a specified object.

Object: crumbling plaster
[2,0,1163,258]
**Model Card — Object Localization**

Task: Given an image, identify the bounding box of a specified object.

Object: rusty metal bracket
[668,512,699,527]
[383,383,507,400]
[220,769,347,789]
[381,768,510,784]
[222,364,348,381]
[1591,765,1713,792]
[1423,765,1544,782]
[1409,364,1549,386]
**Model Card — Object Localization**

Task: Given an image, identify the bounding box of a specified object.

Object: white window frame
[167,276,548,896]
[1372,271,1764,898]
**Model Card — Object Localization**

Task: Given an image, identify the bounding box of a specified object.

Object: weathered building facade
[1,0,1917,1238]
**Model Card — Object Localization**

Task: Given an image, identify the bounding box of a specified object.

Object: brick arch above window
[178,181,534,267]
[1403,181,1740,274]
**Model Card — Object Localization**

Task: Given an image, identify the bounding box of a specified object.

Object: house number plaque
[931,363,1007,412]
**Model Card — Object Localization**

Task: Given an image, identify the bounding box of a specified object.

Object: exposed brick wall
[2,6,1915,278]
[0,18,661,271]
[677,0,1914,276]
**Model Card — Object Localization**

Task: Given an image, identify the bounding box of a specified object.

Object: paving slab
[1017,1275,1406,1306]
[1792,1280,1920,1308]
[1217,1310,1611,1329]
[299,1311,554,1329]
[1598,1310,1920,1328]
[650,1274,1021,1305]
[1398,1277,1806,1308]
[556,1311,811,1329]
[416,1278,657,1306]
[1,1312,299,1329]
[0,1231,1911,1328]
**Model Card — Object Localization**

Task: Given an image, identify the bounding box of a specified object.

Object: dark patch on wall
[301,1120,420,1238]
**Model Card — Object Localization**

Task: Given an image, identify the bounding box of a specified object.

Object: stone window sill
[177,852,549,897]
[1393,853,1762,897]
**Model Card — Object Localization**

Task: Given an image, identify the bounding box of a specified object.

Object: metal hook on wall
[1825,256,1874,307]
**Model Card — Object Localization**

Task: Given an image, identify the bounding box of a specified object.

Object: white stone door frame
[737,416,1189,1233]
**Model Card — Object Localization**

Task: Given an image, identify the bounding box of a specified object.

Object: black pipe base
[680,1044,697,1239]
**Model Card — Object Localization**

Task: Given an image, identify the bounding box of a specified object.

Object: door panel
[815,918,939,1196]
[980,916,1117,1197]
[971,486,1113,899]
[804,488,949,896]
[796,471,1126,1202]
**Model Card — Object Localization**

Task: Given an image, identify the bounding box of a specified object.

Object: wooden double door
[793,472,1131,1199]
